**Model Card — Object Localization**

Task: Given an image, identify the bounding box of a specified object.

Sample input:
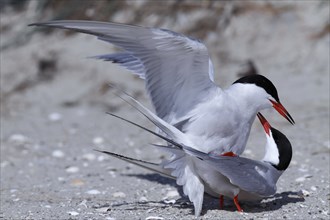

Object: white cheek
[262,132,279,165]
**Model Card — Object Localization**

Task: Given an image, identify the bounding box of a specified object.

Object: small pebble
[166,190,179,198]
[97,155,105,162]
[86,189,101,195]
[52,150,65,158]
[82,153,96,161]
[147,208,156,213]
[291,160,297,165]
[311,186,318,191]
[83,162,89,167]
[67,211,79,216]
[112,191,126,198]
[163,199,176,204]
[96,206,111,213]
[295,177,306,182]
[71,179,85,186]
[1,161,9,168]
[48,112,62,122]
[139,196,148,202]
[146,216,164,220]
[8,134,29,145]
[93,137,104,145]
[295,174,312,182]
[298,189,310,197]
[66,166,79,173]
[321,210,329,215]
[106,166,117,171]
[298,168,308,172]
[305,174,313,178]
[108,171,116,178]
[78,200,88,208]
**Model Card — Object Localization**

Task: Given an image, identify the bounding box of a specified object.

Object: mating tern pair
[96,90,292,215]
[30,21,294,215]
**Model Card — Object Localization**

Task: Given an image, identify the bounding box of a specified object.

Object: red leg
[219,195,224,209]
[233,195,243,212]
[221,151,237,157]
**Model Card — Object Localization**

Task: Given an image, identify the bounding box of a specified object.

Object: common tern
[29,20,295,156]
[95,91,292,216]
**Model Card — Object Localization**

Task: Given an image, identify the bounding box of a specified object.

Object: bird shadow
[123,173,305,215]
[104,199,197,218]
[125,173,177,187]
[124,173,187,202]
[201,191,305,214]
[242,191,306,213]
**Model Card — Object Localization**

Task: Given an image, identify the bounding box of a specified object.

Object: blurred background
[1,0,329,219]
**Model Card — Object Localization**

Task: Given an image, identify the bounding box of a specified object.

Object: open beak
[257,112,271,136]
[269,100,295,125]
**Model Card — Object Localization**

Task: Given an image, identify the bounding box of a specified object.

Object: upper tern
[95,91,292,216]
[29,20,294,155]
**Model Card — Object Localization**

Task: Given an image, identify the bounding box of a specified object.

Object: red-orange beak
[257,112,271,136]
[269,100,295,125]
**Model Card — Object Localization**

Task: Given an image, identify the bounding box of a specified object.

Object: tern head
[233,75,295,125]
[257,112,292,171]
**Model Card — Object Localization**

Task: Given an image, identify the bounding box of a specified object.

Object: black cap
[270,127,292,171]
[233,75,280,103]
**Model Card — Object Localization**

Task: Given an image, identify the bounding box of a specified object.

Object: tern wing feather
[212,157,277,196]
[95,149,173,179]
[30,20,217,124]
[97,146,204,216]
[110,86,195,148]
[186,147,277,196]
[92,53,146,78]
[164,154,204,217]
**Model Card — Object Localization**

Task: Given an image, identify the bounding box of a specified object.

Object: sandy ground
[1,1,329,219]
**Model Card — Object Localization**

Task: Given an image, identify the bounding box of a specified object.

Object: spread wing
[30,20,218,124]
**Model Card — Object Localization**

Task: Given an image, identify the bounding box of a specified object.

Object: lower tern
[29,20,294,156]
[96,91,292,216]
